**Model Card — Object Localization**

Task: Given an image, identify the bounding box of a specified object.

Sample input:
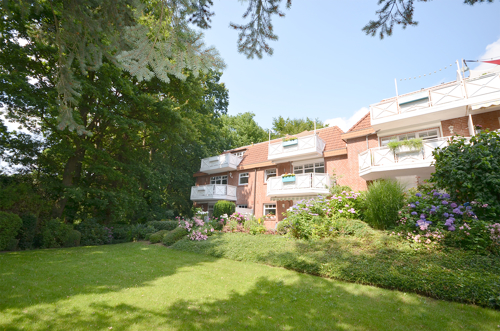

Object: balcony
[268,134,326,163]
[190,184,237,202]
[358,137,468,181]
[199,153,242,174]
[370,72,500,130]
[267,173,330,199]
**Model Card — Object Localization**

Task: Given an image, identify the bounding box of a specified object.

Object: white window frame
[380,129,440,147]
[210,175,228,185]
[239,172,249,185]
[232,151,245,158]
[293,162,325,174]
[264,168,277,183]
[264,203,276,216]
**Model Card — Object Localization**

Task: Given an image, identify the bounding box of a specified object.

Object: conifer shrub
[162,227,188,246]
[213,200,235,219]
[0,211,23,251]
[149,230,170,244]
[147,220,178,231]
[41,219,73,248]
[18,213,37,250]
[364,179,405,230]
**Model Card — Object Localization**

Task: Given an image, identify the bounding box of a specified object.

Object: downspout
[253,168,257,216]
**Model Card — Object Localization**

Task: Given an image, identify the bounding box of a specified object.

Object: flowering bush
[228,212,246,224]
[177,216,216,241]
[396,188,499,253]
[284,192,363,240]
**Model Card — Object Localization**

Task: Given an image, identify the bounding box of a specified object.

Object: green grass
[1,243,499,330]
[172,232,500,309]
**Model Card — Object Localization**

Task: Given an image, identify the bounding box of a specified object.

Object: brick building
[191,62,500,228]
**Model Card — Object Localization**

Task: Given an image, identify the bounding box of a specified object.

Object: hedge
[0,211,22,251]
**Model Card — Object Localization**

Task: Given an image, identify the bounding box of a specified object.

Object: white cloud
[474,36,500,71]
[324,107,369,132]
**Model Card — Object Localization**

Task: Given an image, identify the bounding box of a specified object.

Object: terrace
[190,184,237,202]
[266,173,330,200]
[268,134,326,163]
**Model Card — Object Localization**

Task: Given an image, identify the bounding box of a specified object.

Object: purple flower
[442,201,448,205]
[433,192,440,197]
[448,225,456,231]
[450,203,458,208]
[442,193,450,199]
[410,204,416,208]
[411,211,418,216]
[416,193,422,197]
[420,214,426,219]
[415,201,420,205]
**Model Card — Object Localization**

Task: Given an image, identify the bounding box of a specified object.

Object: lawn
[1,242,499,331]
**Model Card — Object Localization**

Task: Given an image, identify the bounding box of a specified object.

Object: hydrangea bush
[395,187,499,254]
[284,192,362,240]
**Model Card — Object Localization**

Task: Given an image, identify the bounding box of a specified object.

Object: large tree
[0,5,229,223]
[220,112,268,149]
[271,116,327,137]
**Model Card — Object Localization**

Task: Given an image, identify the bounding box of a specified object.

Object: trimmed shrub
[6,238,19,251]
[111,225,133,244]
[330,218,374,237]
[64,230,81,247]
[162,227,188,246]
[129,224,156,241]
[149,230,169,244]
[41,219,73,248]
[18,213,37,250]
[0,211,23,251]
[147,220,178,231]
[213,200,235,219]
[364,179,405,230]
[276,221,288,235]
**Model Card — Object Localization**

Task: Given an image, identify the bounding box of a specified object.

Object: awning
[270,194,328,201]
[471,99,500,111]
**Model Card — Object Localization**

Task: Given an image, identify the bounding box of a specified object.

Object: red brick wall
[472,109,500,131]
[441,117,470,137]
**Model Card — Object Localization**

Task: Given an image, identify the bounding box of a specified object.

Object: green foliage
[18,213,37,250]
[213,200,235,219]
[41,219,73,249]
[146,221,178,231]
[271,116,328,137]
[386,138,423,151]
[220,112,268,149]
[173,232,500,309]
[6,238,19,251]
[76,220,112,246]
[364,179,405,229]
[0,175,51,219]
[64,230,81,247]
[0,211,22,251]
[329,185,352,196]
[162,227,189,246]
[149,230,170,244]
[285,193,363,240]
[276,221,288,235]
[430,131,500,220]
[242,218,266,235]
[329,218,375,237]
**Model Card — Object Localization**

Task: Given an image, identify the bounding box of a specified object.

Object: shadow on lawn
[1,274,495,331]
[0,242,215,310]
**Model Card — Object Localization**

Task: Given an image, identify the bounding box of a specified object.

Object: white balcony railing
[268,134,326,162]
[190,184,237,202]
[371,72,500,120]
[358,136,469,173]
[199,153,242,174]
[267,173,330,198]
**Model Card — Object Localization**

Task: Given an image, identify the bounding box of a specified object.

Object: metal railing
[267,173,330,195]
[268,134,325,159]
[190,184,237,201]
[358,136,467,171]
[371,72,500,120]
[200,153,242,173]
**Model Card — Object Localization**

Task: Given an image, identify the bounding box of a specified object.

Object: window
[232,151,245,158]
[264,204,276,216]
[210,175,227,185]
[208,203,215,217]
[237,204,248,209]
[239,172,249,185]
[265,169,277,182]
[380,129,439,146]
[294,162,325,174]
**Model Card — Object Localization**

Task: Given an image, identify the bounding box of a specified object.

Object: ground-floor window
[264,203,276,216]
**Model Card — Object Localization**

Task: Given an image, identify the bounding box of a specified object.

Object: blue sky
[200,0,500,131]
